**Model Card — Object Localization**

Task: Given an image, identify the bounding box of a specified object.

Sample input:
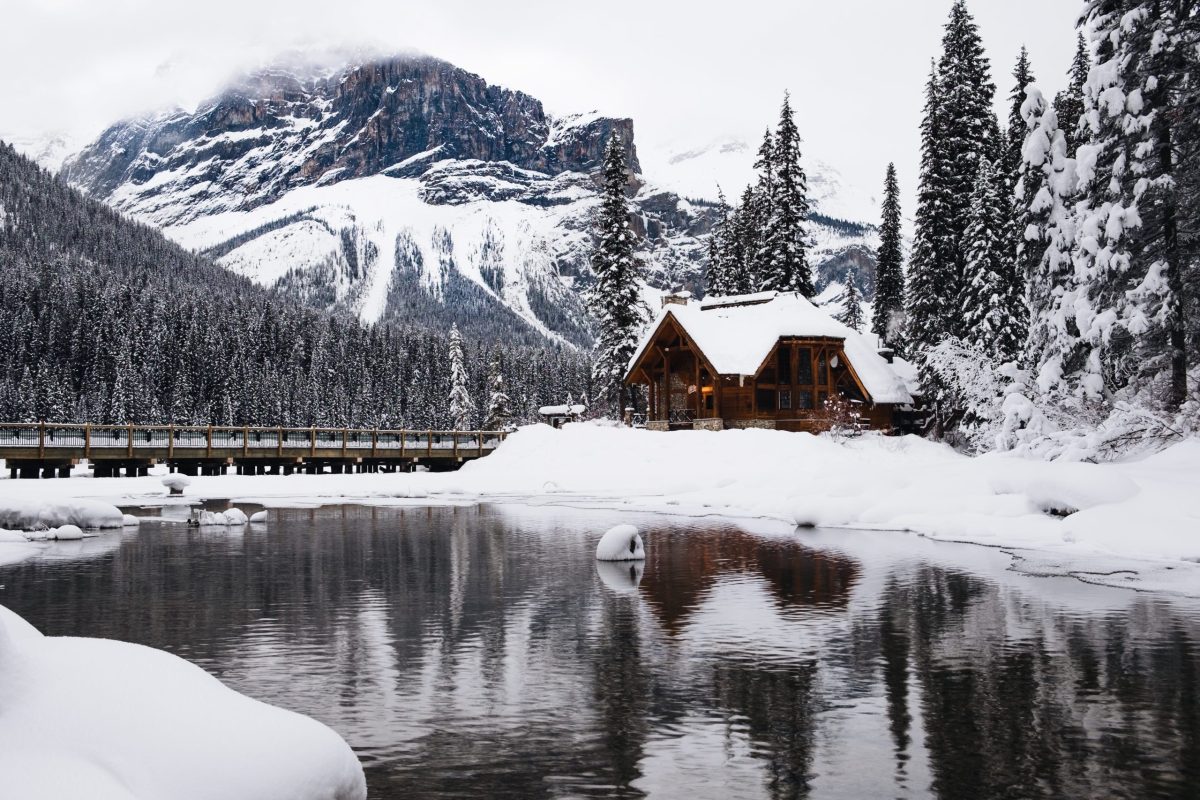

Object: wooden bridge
[0,423,509,479]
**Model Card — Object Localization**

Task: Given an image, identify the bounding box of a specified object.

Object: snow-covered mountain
[56,53,878,345]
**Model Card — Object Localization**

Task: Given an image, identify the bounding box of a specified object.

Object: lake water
[1,502,1197,799]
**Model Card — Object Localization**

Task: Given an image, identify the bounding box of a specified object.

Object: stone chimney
[661,291,691,308]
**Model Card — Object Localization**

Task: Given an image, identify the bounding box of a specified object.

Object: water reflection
[0,504,1196,800]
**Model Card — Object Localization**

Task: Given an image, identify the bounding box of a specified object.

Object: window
[797,391,814,410]
[779,347,792,384]
[756,389,776,412]
[818,352,828,386]
[797,348,812,385]
[818,391,829,409]
[760,366,777,384]
[779,390,791,410]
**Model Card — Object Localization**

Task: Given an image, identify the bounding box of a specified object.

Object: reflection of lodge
[624,292,915,432]
[637,528,861,633]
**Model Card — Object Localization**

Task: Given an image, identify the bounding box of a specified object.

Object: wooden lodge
[624,291,915,433]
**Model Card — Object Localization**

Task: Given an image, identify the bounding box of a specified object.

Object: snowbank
[0,604,366,800]
[450,425,1200,565]
[0,499,124,531]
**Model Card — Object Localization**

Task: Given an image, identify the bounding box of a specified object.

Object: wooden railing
[0,423,509,460]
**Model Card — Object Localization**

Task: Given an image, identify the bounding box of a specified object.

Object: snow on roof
[627,291,913,405]
[538,404,586,417]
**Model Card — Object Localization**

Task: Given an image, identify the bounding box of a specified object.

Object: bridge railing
[0,423,510,459]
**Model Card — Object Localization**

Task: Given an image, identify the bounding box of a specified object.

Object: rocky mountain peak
[63,54,638,222]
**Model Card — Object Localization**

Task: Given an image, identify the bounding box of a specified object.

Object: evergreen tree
[761,93,813,295]
[906,62,953,355]
[728,186,759,294]
[483,352,513,430]
[1018,86,1082,394]
[705,187,735,296]
[749,128,776,277]
[1069,0,1191,408]
[837,278,865,332]
[930,0,997,340]
[872,163,905,347]
[961,157,1022,360]
[448,323,476,429]
[587,134,645,415]
[1052,33,1090,157]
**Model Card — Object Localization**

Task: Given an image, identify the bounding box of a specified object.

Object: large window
[756,388,776,412]
[797,348,813,385]
[779,348,792,384]
[779,390,791,410]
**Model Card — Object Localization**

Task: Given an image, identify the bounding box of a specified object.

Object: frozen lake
[1,503,1197,799]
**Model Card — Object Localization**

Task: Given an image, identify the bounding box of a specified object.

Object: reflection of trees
[873,566,1200,800]
[711,659,817,800]
[638,528,859,633]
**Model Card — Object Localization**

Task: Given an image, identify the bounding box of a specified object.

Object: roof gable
[626,292,913,405]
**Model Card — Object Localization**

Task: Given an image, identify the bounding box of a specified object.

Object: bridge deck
[0,423,509,478]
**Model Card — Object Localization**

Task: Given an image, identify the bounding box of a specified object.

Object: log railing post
[127,422,134,458]
[206,425,213,459]
[277,427,283,458]
[342,428,348,458]
[243,426,249,458]
[168,424,174,460]
[84,423,91,460]
[427,430,433,459]
[310,427,316,458]
[38,421,45,459]
[399,430,406,459]
[453,432,459,459]
[371,428,378,459]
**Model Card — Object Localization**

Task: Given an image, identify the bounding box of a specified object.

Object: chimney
[661,290,691,308]
[877,347,895,364]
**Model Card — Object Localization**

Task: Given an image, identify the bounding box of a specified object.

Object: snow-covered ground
[0,604,366,800]
[2,424,1197,594]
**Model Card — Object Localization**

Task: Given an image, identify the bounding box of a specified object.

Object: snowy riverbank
[2,424,1198,588]
[0,604,367,799]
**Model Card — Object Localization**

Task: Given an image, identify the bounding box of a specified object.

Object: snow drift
[0,604,366,800]
[596,524,646,561]
[0,499,123,531]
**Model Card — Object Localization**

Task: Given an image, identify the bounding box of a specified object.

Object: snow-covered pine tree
[749,128,776,278]
[961,156,1022,360]
[837,278,865,332]
[761,93,813,296]
[483,352,512,430]
[587,134,645,415]
[1070,0,1190,408]
[872,163,905,347]
[1002,47,1036,351]
[906,62,953,355]
[728,185,759,294]
[1018,86,1081,396]
[1052,33,1090,157]
[933,0,997,338]
[448,323,476,429]
[705,187,735,296]
[1004,47,1036,188]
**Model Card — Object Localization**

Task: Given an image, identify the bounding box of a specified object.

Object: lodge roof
[626,291,914,405]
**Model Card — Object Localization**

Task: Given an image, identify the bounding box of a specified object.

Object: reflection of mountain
[638,528,860,633]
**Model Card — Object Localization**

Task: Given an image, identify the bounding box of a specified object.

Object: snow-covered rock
[162,475,191,495]
[196,508,248,526]
[122,514,141,527]
[48,525,83,541]
[249,510,269,523]
[0,500,123,531]
[0,604,366,800]
[596,524,646,561]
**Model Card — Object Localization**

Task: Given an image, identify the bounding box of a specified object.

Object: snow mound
[249,510,269,523]
[122,514,141,527]
[0,604,366,800]
[596,524,646,561]
[0,500,123,531]
[49,525,83,541]
[162,475,191,494]
[197,508,248,526]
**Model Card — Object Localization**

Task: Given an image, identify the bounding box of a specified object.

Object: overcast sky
[2,0,1083,218]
